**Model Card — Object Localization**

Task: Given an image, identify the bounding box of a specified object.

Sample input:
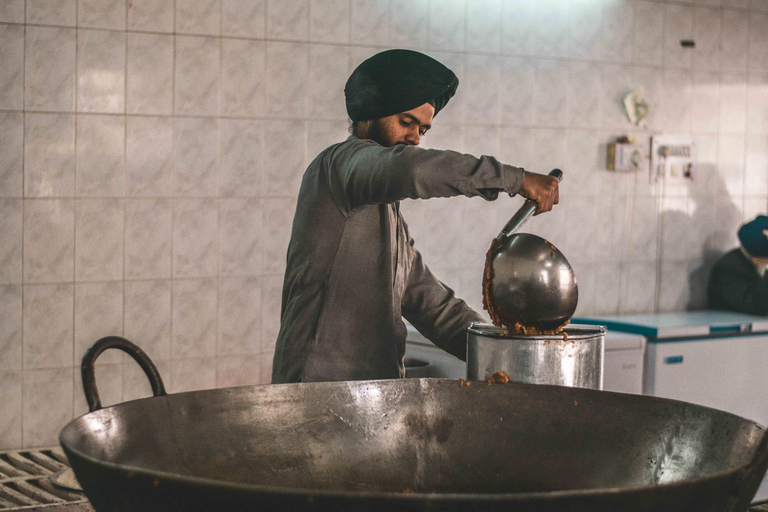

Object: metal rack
[0,448,86,510]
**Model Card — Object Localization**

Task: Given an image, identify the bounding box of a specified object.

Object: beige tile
[266,0,308,41]
[218,277,261,355]
[310,0,349,44]
[76,115,125,196]
[0,286,22,370]
[176,0,220,35]
[173,118,219,197]
[79,0,126,30]
[0,25,23,110]
[24,114,75,197]
[0,201,22,285]
[128,0,173,32]
[23,284,74,370]
[220,199,263,276]
[127,33,174,115]
[173,199,218,278]
[0,370,21,449]
[25,27,76,111]
[75,199,124,282]
[170,357,215,393]
[266,42,308,119]
[175,36,220,116]
[27,0,76,26]
[223,0,265,38]
[22,368,73,448]
[172,278,217,358]
[125,199,172,280]
[216,354,262,388]
[124,280,172,360]
[23,199,74,283]
[74,282,124,366]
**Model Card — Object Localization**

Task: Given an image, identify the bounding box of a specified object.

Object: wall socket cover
[650,135,697,184]
[607,143,650,172]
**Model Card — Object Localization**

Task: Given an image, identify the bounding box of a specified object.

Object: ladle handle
[499,169,563,237]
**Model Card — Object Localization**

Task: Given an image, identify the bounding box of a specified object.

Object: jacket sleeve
[400,244,486,361]
[708,252,768,316]
[324,138,524,214]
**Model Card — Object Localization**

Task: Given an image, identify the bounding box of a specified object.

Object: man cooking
[271,49,560,383]
[708,215,768,315]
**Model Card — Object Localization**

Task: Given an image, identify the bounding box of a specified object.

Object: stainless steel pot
[466,323,605,389]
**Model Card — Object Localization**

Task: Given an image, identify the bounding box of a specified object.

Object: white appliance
[599,330,645,395]
[404,325,646,396]
[575,310,768,502]
[404,326,465,378]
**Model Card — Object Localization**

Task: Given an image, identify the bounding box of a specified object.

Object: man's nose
[405,129,420,145]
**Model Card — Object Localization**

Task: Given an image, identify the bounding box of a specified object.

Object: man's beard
[366,119,399,147]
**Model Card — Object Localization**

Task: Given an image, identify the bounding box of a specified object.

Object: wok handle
[500,168,563,237]
[82,336,166,412]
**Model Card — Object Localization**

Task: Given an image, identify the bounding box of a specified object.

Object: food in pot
[481,239,503,326]
[487,371,510,385]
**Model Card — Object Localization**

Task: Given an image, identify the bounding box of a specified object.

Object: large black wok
[60,337,768,512]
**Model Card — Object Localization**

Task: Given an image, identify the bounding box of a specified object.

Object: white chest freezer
[575,310,768,502]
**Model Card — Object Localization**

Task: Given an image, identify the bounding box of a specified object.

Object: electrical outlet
[607,143,649,172]
[650,135,696,184]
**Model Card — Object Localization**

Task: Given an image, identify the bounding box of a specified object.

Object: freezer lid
[601,329,645,350]
[573,310,768,340]
[569,321,645,349]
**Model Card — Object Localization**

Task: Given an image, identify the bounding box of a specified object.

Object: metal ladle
[482,169,578,333]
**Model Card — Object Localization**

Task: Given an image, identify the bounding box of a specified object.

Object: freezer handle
[709,323,751,335]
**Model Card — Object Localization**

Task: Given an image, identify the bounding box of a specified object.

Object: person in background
[708,215,768,316]
[271,49,560,384]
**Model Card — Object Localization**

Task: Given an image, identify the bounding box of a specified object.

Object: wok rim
[59,378,767,504]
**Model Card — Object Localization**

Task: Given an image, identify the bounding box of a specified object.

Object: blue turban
[739,215,768,257]
[345,49,458,122]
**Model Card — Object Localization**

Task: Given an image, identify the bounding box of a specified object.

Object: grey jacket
[271,136,525,383]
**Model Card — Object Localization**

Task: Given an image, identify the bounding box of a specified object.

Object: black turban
[739,215,768,257]
[345,49,459,122]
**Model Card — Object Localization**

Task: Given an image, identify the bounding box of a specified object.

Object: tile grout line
[71,0,80,430]
[743,13,751,200]
[122,0,130,401]
[169,0,176,393]
[216,0,223,387]
[19,0,26,450]
[651,3,667,315]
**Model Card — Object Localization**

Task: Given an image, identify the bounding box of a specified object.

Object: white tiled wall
[1,0,768,449]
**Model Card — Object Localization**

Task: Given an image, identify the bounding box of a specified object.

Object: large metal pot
[60,337,768,512]
[466,323,604,389]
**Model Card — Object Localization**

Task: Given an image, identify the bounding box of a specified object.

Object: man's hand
[518,171,560,215]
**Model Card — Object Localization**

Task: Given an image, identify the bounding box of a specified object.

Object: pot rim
[468,322,606,340]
